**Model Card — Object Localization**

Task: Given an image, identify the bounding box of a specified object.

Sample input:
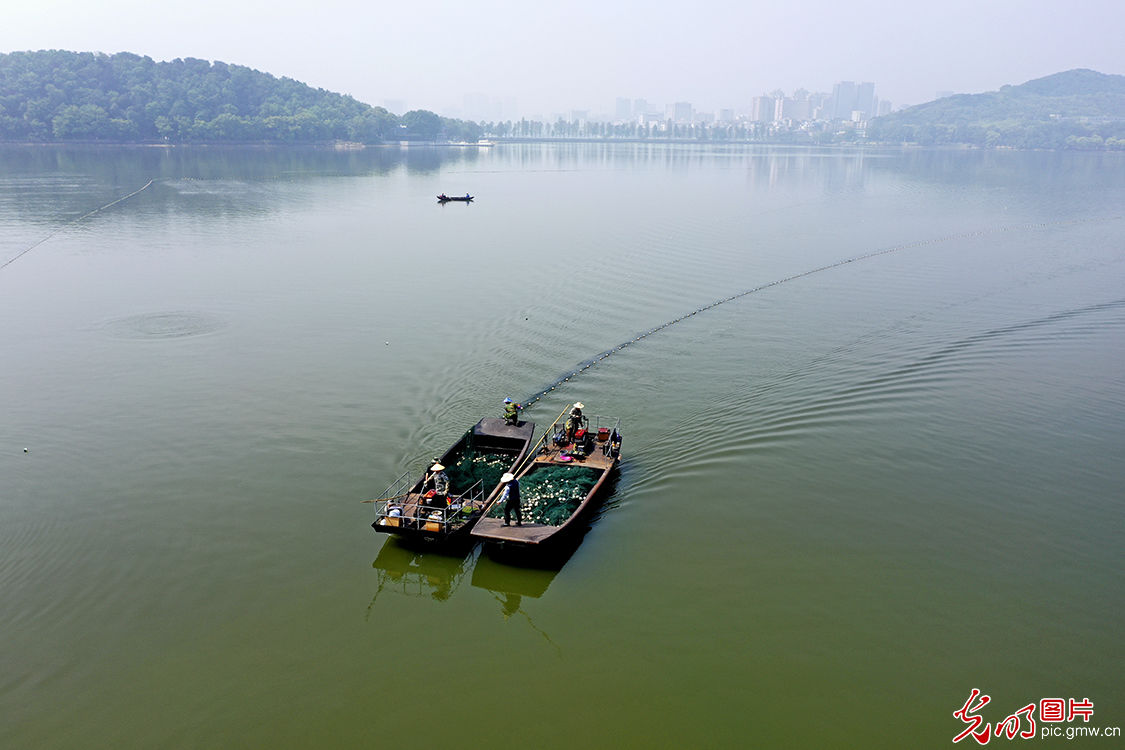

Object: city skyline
[446,81,889,125]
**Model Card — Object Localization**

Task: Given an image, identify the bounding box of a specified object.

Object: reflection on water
[368,540,478,608]
[0,143,491,230]
[0,143,480,184]
[469,553,558,599]
[368,538,562,649]
[470,555,561,651]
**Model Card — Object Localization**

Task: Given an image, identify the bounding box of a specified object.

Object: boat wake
[516,214,1124,413]
[635,296,1125,494]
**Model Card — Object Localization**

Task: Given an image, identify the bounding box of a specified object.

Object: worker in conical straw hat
[500,472,521,526]
[427,462,449,504]
[566,402,587,441]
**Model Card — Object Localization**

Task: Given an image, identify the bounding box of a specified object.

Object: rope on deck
[517,213,1122,410]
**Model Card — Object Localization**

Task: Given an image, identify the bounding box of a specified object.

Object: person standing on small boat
[499,472,521,526]
[427,462,449,506]
[502,397,522,425]
[566,402,587,442]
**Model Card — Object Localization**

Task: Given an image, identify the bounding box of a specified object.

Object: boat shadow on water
[366,539,480,613]
[470,555,562,652]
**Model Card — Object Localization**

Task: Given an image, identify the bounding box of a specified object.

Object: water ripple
[633,296,1125,490]
[101,310,227,340]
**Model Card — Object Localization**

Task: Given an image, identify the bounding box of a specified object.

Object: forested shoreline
[0,50,481,145]
[866,69,1125,149]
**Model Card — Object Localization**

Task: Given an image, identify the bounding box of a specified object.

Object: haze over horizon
[4,0,1122,120]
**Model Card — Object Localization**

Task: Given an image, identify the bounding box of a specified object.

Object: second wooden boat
[472,408,621,551]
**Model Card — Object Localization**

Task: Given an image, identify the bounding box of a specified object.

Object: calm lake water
[2,143,1123,748]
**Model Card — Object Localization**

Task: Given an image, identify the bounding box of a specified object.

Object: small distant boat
[472,407,622,552]
[437,193,473,203]
[370,418,535,545]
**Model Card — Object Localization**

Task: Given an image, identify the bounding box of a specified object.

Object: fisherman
[565,402,587,441]
[499,472,521,526]
[426,462,449,506]
[502,397,522,425]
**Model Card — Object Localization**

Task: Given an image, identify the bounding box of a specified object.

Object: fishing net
[487,464,600,526]
[445,445,512,495]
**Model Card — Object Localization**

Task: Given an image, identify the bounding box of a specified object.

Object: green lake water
[1,143,1122,748]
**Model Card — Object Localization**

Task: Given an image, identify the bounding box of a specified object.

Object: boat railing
[546,414,622,456]
[375,470,413,505]
[374,477,488,534]
[371,469,414,529]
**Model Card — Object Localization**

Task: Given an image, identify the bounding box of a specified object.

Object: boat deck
[471,438,617,546]
[372,418,535,540]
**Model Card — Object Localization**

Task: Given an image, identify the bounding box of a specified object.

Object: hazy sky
[4,0,1122,119]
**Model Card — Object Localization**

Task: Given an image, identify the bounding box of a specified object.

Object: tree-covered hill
[867,69,1125,149]
[0,49,481,144]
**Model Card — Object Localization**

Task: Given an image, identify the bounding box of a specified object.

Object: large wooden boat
[370,418,535,545]
[472,408,621,552]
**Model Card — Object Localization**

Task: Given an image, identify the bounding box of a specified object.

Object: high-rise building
[830,81,876,120]
[831,81,857,120]
[615,97,632,121]
[752,96,775,123]
[784,98,811,121]
[856,82,875,119]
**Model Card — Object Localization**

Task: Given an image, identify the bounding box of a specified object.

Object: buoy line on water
[516,213,1123,411]
[0,179,155,272]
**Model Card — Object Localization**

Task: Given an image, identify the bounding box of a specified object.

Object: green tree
[52,103,109,139]
[401,109,442,140]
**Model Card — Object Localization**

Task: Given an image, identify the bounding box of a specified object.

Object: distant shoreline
[1,139,1117,152]
[0,138,892,149]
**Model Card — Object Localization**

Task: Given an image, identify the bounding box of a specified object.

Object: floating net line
[0,180,155,272]
[487,464,600,526]
[517,214,1122,410]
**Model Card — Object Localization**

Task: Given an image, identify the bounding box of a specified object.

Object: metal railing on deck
[372,478,487,535]
[546,413,623,458]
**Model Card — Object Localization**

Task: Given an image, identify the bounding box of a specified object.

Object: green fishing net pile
[487,465,599,526]
[446,446,511,495]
